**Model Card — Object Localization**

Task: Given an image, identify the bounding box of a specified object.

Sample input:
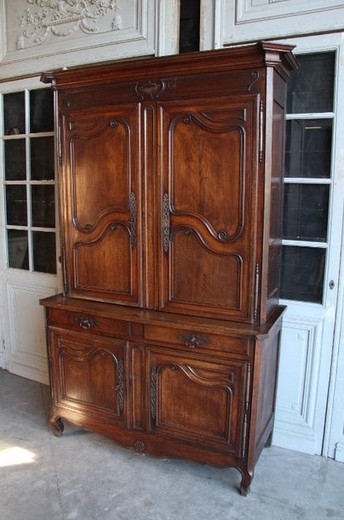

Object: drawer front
[144,324,250,357]
[47,308,130,338]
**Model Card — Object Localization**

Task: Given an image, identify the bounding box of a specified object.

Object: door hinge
[57,118,62,167]
[61,246,68,294]
[259,100,264,163]
[254,263,260,322]
[242,363,251,458]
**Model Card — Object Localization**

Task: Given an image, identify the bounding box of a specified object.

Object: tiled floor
[1,368,343,520]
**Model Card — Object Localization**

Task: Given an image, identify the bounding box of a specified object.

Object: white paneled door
[272,34,344,456]
[0,77,62,384]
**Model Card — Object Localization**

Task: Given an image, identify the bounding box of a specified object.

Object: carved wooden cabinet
[41,43,297,495]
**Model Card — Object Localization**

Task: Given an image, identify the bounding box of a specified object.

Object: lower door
[147,348,248,457]
[49,329,127,425]
[0,77,62,384]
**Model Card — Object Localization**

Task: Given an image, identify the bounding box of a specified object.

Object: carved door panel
[61,104,142,305]
[148,349,249,456]
[157,97,259,322]
[49,328,127,425]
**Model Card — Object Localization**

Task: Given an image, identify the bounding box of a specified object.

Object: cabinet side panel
[266,72,288,317]
[250,326,282,466]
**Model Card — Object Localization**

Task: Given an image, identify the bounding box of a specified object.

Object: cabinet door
[148,349,249,457]
[158,97,259,322]
[49,329,127,425]
[61,104,142,305]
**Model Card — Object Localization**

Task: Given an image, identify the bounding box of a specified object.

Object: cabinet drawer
[47,308,129,338]
[144,325,250,356]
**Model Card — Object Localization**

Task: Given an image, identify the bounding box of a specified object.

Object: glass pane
[283,184,329,242]
[31,185,55,228]
[280,246,325,303]
[7,230,29,270]
[4,139,26,180]
[6,185,27,226]
[287,52,335,113]
[285,119,332,178]
[30,137,54,180]
[179,0,200,53]
[33,231,56,274]
[3,92,25,135]
[30,89,54,133]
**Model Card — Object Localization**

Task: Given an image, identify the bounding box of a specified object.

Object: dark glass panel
[7,230,29,270]
[283,184,329,242]
[31,185,55,228]
[33,231,56,274]
[280,246,325,303]
[6,185,27,226]
[285,119,332,178]
[179,0,200,53]
[30,89,54,133]
[4,92,25,135]
[287,52,335,113]
[30,137,54,180]
[4,139,26,180]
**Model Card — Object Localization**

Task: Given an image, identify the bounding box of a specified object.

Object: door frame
[0,76,62,383]
[270,33,344,456]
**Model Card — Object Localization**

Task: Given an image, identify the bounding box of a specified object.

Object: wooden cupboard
[41,43,297,495]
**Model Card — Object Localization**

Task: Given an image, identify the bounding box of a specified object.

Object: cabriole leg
[50,416,64,437]
[239,470,253,496]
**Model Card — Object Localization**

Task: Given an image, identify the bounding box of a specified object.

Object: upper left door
[0,78,62,384]
[60,102,143,306]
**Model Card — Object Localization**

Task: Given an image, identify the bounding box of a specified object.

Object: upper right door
[157,95,259,322]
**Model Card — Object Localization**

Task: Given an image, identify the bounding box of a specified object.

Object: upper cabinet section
[208,1,344,48]
[43,44,297,323]
[0,0,158,80]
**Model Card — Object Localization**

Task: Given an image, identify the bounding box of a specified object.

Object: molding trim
[5,280,57,384]
[222,0,344,45]
[334,442,344,462]
[273,314,324,454]
[236,0,344,24]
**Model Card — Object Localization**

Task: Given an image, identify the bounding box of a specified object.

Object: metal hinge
[61,246,68,294]
[254,263,260,322]
[259,101,264,163]
[242,363,251,458]
[57,118,62,167]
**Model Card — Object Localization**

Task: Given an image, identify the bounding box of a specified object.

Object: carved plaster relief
[0,1,156,79]
[16,0,121,50]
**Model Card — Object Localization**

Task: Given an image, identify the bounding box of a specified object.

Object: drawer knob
[179,333,208,348]
[76,316,97,330]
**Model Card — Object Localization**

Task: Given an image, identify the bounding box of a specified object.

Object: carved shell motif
[135,81,166,101]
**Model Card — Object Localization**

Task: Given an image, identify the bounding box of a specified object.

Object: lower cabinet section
[42,295,285,496]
